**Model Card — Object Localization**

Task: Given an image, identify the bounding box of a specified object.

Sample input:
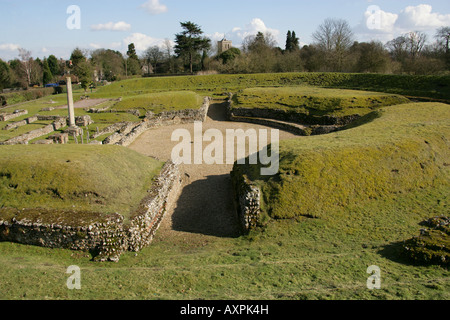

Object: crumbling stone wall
[1,124,55,145]
[0,110,28,122]
[230,165,262,233]
[0,161,181,262]
[103,97,211,147]
[226,94,360,131]
[127,161,182,252]
[1,115,93,145]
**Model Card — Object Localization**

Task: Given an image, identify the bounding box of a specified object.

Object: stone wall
[230,165,262,233]
[0,110,28,122]
[147,97,211,124]
[1,115,93,145]
[1,123,55,145]
[0,209,125,261]
[226,94,360,130]
[0,161,181,262]
[126,161,182,253]
[103,97,211,147]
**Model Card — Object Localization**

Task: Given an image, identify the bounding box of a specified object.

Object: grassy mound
[232,86,410,117]
[113,91,203,115]
[235,102,449,221]
[0,145,163,219]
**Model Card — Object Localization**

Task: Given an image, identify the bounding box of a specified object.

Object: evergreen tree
[174,21,211,74]
[42,58,53,85]
[47,55,60,77]
[285,31,293,52]
[0,59,12,90]
[285,30,300,52]
[291,31,300,51]
[126,43,141,75]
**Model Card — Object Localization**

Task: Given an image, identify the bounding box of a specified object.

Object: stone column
[66,77,76,127]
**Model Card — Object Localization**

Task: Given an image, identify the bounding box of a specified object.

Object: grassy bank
[235,102,449,221]
[0,145,163,218]
[233,86,410,117]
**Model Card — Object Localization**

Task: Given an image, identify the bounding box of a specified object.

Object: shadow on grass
[377,241,418,266]
[171,174,242,238]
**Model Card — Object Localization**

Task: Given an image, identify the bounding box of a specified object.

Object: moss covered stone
[403,217,449,267]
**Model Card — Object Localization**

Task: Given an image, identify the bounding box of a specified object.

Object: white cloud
[216,18,280,48]
[0,43,20,51]
[89,43,102,49]
[91,21,131,32]
[397,4,450,30]
[140,0,168,15]
[355,4,450,43]
[123,33,165,52]
[231,18,280,41]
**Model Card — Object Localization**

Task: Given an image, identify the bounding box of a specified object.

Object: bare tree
[143,46,165,74]
[312,18,354,71]
[163,39,174,73]
[18,48,33,86]
[312,18,335,52]
[435,27,450,53]
[386,36,408,62]
[406,31,427,59]
[242,32,277,53]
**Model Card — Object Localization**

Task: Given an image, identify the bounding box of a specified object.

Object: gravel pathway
[128,101,297,244]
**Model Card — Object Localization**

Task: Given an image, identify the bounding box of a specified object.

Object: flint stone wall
[0,161,181,262]
[1,124,55,145]
[103,97,211,147]
[0,115,93,145]
[230,164,262,233]
[0,110,28,122]
[226,95,360,129]
[11,116,41,132]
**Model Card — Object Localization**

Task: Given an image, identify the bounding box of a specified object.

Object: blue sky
[0,0,449,60]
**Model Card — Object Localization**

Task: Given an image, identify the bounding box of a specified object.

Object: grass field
[0,145,163,218]
[0,183,447,300]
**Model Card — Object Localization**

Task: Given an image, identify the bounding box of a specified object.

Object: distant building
[218,38,233,55]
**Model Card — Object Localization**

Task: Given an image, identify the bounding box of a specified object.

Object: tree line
[1,19,449,92]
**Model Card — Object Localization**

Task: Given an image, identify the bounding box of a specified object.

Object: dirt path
[55,98,110,109]
[128,102,297,244]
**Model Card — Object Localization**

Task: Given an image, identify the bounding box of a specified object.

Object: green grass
[233,86,410,117]
[113,91,203,115]
[92,72,450,101]
[0,182,448,300]
[0,74,448,300]
[0,145,164,219]
[236,102,449,221]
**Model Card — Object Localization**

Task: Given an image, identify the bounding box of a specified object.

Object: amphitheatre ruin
[0,73,448,275]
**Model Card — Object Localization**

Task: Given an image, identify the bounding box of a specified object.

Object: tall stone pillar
[66,77,76,127]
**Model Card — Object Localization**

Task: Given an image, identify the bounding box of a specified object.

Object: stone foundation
[230,165,262,233]
[0,161,181,262]
[226,94,360,135]
[0,110,28,122]
[103,97,211,147]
